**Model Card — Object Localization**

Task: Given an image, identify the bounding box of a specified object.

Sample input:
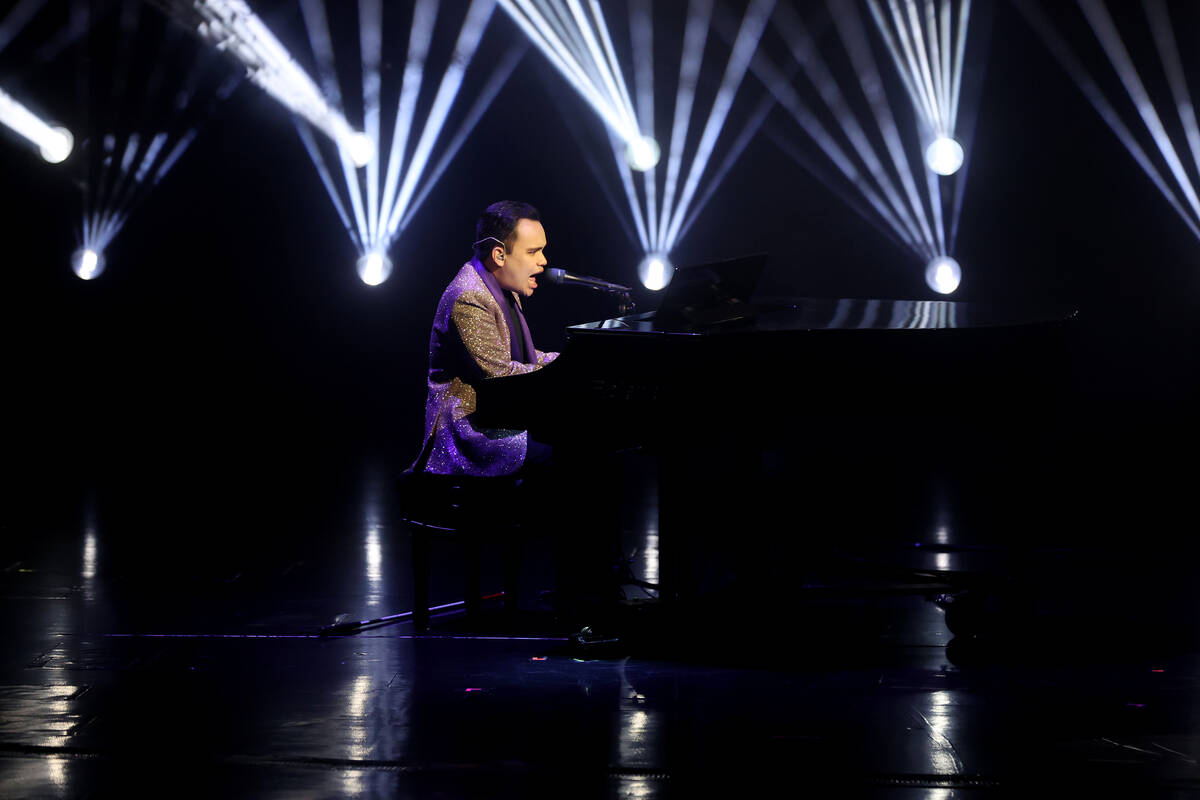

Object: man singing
[408,201,628,647]
[414,200,558,476]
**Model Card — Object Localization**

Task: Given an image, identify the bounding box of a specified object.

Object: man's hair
[474,200,541,261]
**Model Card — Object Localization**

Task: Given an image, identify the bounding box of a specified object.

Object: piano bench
[397,470,526,631]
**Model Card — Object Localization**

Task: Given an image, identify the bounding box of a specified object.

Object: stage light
[866,0,974,168]
[625,134,660,171]
[925,135,964,176]
[356,251,391,286]
[346,131,373,168]
[925,255,961,295]
[638,252,673,291]
[40,125,73,163]
[71,247,105,280]
[0,87,74,163]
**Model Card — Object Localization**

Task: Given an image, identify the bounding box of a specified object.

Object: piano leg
[536,444,626,631]
[656,435,770,626]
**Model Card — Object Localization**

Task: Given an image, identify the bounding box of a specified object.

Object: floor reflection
[342,673,373,795]
[44,754,68,792]
[341,470,407,795]
[0,685,86,750]
[364,526,383,609]
[615,658,662,770]
[920,690,963,775]
[2,443,1198,797]
[361,467,387,610]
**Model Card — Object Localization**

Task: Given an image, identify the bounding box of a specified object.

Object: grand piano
[474,283,1078,622]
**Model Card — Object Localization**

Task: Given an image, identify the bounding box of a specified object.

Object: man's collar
[472,257,523,311]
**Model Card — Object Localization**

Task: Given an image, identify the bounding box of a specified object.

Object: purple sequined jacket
[416,262,558,476]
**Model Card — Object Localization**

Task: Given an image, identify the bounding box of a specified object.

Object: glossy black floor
[3,408,1200,798]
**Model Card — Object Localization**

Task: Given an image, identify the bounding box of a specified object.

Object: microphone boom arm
[544,268,636,315]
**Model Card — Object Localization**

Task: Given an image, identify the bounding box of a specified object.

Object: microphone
[542,268,632,293]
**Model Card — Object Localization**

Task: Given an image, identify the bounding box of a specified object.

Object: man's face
[492,218,547,298]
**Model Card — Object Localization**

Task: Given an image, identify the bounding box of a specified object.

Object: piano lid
[568,296,1079,336]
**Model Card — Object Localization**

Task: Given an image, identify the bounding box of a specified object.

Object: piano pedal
[618,583,659,606]
[625,577,659,591]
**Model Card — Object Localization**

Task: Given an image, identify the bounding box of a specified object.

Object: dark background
[1,0,1197,528]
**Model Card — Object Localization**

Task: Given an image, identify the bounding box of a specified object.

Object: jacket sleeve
[450,290,541,378]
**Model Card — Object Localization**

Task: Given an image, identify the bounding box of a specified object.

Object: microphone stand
[545,269,636,315]
[612,289,636,316]
[569,282,636,315]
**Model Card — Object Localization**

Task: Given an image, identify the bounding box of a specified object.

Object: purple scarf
[474,260,537,364]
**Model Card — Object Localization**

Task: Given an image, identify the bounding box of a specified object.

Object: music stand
[653,253,770,330]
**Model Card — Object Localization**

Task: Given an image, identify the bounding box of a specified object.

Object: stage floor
[2,441,1199,797]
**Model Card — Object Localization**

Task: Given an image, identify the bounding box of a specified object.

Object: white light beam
[296,0,512,282]
[656,0,713,250]
[1078,0,1200,228]
[148,0,369,165]
[1011,0,1200,241]
[662,0,775,250]
[828,0,939,255]
[497,0,655,167]
[386,0,495,241]
[775,3,933,255]
[867,0,973,175]
[0,86,72,162]
[1143,0,1200,190]
[0,0,47,53]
